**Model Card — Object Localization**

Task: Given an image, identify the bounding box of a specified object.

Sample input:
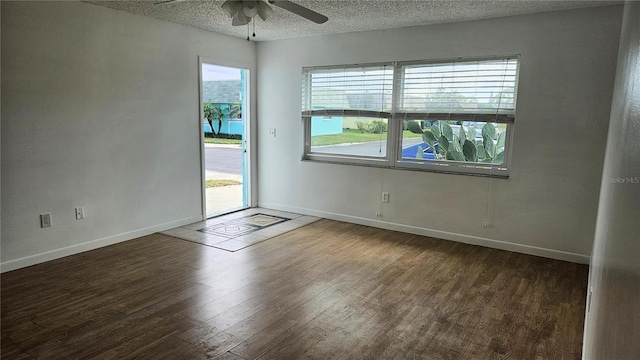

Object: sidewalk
[203,142,245,215]
[206,184,243,215]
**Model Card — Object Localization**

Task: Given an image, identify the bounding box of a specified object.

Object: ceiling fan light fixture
[232,10,252,26]
[243,2,259,18]
[222,0,327,29]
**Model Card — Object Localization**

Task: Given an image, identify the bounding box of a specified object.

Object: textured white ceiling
[87,0,619,41]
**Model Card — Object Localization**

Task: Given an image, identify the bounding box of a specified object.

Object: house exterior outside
[203,79,244,135]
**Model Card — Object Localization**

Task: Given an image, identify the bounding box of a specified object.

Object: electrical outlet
[382,192,390,203]
[40,213,52,228]
[376,212,382,218]
[75,207,85,220]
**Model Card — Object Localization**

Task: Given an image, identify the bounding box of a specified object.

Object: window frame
[304,114,391,165]
[392,120,515,177]
[302,55,520,177]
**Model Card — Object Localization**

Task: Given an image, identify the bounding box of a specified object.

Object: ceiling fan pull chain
[247,22,250,41]
[253,18,256,38]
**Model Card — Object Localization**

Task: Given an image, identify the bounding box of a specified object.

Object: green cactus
[442,123,453,141]
[430,124,441,139]
[463,140,477,162]
[422,131,437,152]
[413,121,505,165]
[407,121,424,134]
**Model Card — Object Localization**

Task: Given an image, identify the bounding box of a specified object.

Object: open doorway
[200,62,250,218]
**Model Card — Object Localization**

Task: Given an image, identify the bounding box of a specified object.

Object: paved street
[314,137,424,157]
[205,145,243,176]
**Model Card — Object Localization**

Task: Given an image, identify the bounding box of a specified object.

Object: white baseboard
[0,215,203,273]
[259,202,590,264]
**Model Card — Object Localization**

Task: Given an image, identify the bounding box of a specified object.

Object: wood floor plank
[1,218,587,359]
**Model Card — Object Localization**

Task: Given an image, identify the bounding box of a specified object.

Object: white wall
[0,1,3,263]
[256,6,623,263]
[583,1,640,357]
[1,1,256,271]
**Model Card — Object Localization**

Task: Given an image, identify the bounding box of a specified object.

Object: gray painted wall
[0,1,2,263]
[1,1,256,271]
[583,1,640,358]
[256,6,623,263]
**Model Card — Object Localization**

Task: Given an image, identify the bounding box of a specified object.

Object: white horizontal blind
[398,58,518,123]
[302,64,393,118]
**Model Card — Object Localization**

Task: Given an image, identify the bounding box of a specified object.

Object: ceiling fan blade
[269,1,328,24]
[256,1,274,21]
[221,0,242,17]
[153,0,185,5]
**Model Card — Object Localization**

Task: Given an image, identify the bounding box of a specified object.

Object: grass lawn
[204,138,242,145]
[205,179,243,188]
[311,129,422,146]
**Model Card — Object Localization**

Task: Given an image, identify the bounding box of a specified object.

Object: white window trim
[302,55,520,178]
[391,121,515,178]
[303,114,392,167]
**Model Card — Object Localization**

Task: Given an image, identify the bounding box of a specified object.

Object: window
[302,64,393,165]
[309,116,388,158]
[302,57,519,177]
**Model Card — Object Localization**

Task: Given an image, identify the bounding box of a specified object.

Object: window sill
[301,157,510,179]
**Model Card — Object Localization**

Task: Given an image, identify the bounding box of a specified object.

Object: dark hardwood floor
[1,219,588,359]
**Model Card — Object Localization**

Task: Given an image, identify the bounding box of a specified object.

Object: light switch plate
[40,213,52,228]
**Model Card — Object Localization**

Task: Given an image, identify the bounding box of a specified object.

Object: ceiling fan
[154,0,328,26]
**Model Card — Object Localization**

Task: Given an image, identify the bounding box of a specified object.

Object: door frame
[198,57,254,220]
